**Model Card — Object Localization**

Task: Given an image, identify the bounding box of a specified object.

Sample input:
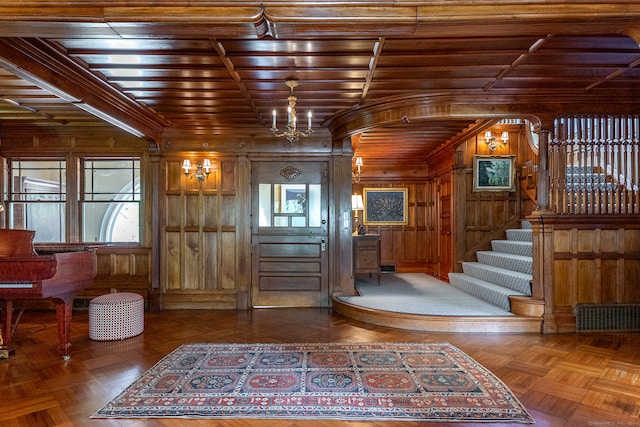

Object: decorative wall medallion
[279,166,303,181]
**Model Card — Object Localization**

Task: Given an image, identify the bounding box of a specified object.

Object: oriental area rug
[92,342,534,423]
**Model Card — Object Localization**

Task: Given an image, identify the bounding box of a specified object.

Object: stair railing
[548,115,640,215]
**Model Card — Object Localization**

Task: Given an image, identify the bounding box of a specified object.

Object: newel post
[536,124,552,212]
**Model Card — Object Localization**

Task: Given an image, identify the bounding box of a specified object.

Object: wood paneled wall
[73,246,151,305]
[351,181,439,274]
[453,124,538,268]
[530,214,640,333]
[161,157,248,309]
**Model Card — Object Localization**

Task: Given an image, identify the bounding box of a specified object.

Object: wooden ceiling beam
[0,3,639,38]
[0,38,170,144]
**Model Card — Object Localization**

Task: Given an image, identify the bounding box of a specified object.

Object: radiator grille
[576,304,640,331]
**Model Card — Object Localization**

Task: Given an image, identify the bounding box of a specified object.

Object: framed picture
[473,155,516,192]
[363,188,408,225]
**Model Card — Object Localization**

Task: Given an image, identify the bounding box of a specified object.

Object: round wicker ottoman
[89,292,144,341]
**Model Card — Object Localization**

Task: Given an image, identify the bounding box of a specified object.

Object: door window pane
[258,183,272,226]
[258,183,322,228]
[308,184,321,227]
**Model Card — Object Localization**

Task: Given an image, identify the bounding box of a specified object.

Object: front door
[251,161,329,307]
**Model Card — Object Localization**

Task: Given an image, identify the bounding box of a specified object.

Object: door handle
[321,239,326,252]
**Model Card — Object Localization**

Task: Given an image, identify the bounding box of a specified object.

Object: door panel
[251,161,328,307]
[438,174,453,277]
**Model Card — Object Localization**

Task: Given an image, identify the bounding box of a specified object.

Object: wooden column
[148,151,162,311]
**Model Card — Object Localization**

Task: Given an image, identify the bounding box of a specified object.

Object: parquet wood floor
[1,308,639,427]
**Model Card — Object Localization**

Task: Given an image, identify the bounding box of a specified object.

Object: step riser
[476,252,533,275]
[462,262,531,295]
[448,274,512,312]
[505,229,532,242]
[491,240,532,257]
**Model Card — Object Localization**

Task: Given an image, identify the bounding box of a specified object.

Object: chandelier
[271,80,313,144]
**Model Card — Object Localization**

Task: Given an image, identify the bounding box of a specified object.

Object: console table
[352,234,381,284]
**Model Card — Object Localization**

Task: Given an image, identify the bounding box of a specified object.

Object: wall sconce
[484,130,509,151]
[351,194,365,235]
[182,159,212,182]
[352,157,363,182]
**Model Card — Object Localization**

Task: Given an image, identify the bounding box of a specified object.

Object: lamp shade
[352,194,364,210]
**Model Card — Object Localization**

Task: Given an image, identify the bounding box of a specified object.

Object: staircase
[448,221,533,313]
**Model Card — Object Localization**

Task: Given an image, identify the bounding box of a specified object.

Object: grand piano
[0,229,96,360]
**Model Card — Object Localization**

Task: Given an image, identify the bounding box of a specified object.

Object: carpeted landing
[92,342,534,423]
[339,272,515,316]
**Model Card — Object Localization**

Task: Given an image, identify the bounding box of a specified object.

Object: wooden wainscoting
[529,214,640,333]
[75,246,151,306]
[23,245,151,310]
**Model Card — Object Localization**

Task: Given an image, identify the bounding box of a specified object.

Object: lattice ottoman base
[89,292,144,341]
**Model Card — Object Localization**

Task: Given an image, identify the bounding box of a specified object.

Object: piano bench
[89,292,144,341]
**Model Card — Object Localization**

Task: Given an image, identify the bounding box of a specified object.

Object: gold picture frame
[473,155,516,192]
[363,188,408,225]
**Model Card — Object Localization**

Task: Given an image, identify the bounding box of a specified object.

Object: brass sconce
[182,159,212,182]
[484,130,509,151]
[351,194,365,235]
[352,157,363,182]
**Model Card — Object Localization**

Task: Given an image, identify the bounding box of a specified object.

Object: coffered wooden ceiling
[0,1,640,163]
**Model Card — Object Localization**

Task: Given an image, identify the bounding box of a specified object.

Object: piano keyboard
[0,283,34,288]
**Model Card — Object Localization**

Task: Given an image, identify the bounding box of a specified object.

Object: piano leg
[53,295,76,361]
[0,299,16,359]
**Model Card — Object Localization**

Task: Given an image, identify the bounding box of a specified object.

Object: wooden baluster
[614,117,622,214]
[604,118,611,213]
[631,116,640,213]
[595,116,601,213]
[591,117,600,214]
[583,117,597,213]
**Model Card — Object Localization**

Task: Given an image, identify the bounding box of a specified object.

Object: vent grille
[576,304,640,331]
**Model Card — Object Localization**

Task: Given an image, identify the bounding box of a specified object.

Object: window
[82,158,140,243]
[8,159,66,243]
[258,183,321,227]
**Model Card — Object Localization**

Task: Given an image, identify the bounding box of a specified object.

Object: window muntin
[8,160,66,243]
[81,158,140,243]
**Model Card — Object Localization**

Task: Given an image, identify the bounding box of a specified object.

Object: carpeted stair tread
[461,262,532,295]
[491,240,532,257]
[505,228,532,242]
[448,273,527,312]
[450,221,533,314]
[476,251,532,274]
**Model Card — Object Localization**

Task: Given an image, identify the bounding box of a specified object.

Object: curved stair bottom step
[332,297,543,333]
[509,296,545,317]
